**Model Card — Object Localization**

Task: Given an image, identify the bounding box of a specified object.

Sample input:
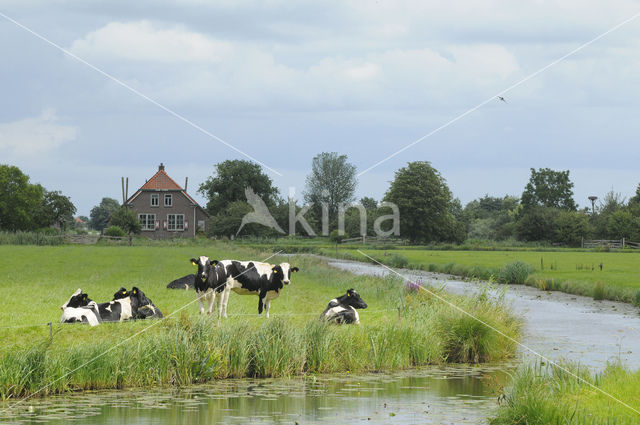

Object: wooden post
[623,237,626,248]
[48,322,52,339]
[581,236,584,249]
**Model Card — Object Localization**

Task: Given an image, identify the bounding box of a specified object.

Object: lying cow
[167,274,195,290]
[60,289,101,326]
[321,288,368,324]
[190,256,228,324]
[220,260,299,318]
[61,287,162,323]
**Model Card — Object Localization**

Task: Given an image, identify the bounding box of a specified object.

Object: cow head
[61,288,92,310]
[344,288,368,309]
[190,256,219,283]
[113,287,129,300]
[271,262,299,285]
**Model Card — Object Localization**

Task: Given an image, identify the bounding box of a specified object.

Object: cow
[219,260,299,318]
[167,274,195,290]
[190,256,228,324]
[61,287,162,323]
[128,287,163,319]
[60,289,102,326]
[320,288,368,324]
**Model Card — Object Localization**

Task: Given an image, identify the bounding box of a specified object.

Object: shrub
[498,260,533,284]
[104,226,126,237]
[386,253,409,268]
[593,281,606,301]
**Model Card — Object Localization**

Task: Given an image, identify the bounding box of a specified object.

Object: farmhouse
[125,164,208,238]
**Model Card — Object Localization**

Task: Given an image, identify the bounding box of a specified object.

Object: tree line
[3,159,639,246]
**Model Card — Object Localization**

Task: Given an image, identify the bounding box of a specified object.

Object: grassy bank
[490,362,640,424]
[320,248,640,304]
[0,244,520,400]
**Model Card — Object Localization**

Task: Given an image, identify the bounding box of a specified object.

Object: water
[2,366,511,425]
[4,256,639,424]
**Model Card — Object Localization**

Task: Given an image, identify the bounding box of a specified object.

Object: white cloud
[0,109,78,157]
[70,20,232,63]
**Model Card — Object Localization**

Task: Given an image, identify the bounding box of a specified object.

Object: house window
[164,194,172,207]
[198,220,205,231]
[139,214,156,231]
[151,194,159,207]
[167,214,184,231]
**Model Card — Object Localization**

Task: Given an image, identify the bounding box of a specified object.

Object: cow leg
[206,292,215,315]
[221,285,231,318]
[265,299,271,318]
[215,292,223,326]
[197,291,205,314]
[258,291,266,316]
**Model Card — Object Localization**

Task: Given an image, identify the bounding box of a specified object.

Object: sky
[1,0,640,216]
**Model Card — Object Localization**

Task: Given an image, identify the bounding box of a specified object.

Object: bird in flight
[497,96,507,103]
[236,187,286,236]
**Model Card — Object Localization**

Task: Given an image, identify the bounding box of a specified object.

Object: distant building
[125,164,208,238]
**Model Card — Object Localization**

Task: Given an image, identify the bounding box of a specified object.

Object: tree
[35,190,77,231]
[521,168,577,211]
[360,197,377,210]
[463,195,519,240]
[554,210,591,246]
[109,207,141,235]
[0,165,44,231]
[198,160,280,216]
[384,161,459,243]
[304,152,357,220]
[515,206,559,242]
[606,210,640,240]
[89,198,120,231]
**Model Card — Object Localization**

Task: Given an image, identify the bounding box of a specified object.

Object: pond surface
[2,366,511,425]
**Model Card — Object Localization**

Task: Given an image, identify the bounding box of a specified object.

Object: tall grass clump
[498,260,533,284]
[593,281,606,301]
[0,231,64,246]
[491,362,640,425]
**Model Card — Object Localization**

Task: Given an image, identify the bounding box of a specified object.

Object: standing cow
[219,260,299,318]
[190,256,228,324]
[321,288,368,324]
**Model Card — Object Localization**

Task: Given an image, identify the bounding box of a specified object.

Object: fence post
[623,237,625,248]
[581,237,584,249]
[48,322,52,339]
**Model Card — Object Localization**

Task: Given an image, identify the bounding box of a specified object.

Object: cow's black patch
[167,274,195,290]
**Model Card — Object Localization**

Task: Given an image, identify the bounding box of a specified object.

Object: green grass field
[0,244,520,399]
[329,248,640,303]
[490,362,640,424]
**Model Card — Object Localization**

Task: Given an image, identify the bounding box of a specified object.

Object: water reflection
[2,365,511,425]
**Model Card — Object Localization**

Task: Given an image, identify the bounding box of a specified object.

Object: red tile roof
[140,170,183,190]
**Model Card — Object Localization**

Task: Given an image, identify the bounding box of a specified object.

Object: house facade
[125,164,209,238]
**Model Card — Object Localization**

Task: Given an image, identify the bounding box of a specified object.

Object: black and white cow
[61,287,162,323]
[190,256,228,324]
[128,287,163,319]
[167,274,195,290]
[320,288,368,324]
[60,289,101,326]
[219,260,299,318]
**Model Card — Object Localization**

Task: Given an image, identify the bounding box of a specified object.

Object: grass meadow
[490,362,640,425]
[0,244,520,399]
[328,248,640,303]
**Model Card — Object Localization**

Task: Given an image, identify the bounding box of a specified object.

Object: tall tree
[198,160,280,216]
[384,161,459,243]
[0,165,44,231]
[521,168,577,211]
[89,197,120,231]
[304,152,357,218]
[35,190,77,231]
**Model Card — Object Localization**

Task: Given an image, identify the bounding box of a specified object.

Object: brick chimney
[159,163,165,171]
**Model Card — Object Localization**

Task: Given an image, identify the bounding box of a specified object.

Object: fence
[341,235,407,245]
[582,238,640,249]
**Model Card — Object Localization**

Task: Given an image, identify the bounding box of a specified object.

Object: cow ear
[211,260,219,266]
[190,258,197,266]
[132,288,138,295]
[272,267,278,274]
[347,292,351,297]
[291,267,299,273]
[82,294,87,301]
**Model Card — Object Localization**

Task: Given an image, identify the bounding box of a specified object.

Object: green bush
[593,281,606,301]
[498,260,533,284]
[386,253,409,268]
[104,226,126,237]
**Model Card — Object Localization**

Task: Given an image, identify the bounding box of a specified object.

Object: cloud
[70,20,232,63]
[0,109,78,157]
